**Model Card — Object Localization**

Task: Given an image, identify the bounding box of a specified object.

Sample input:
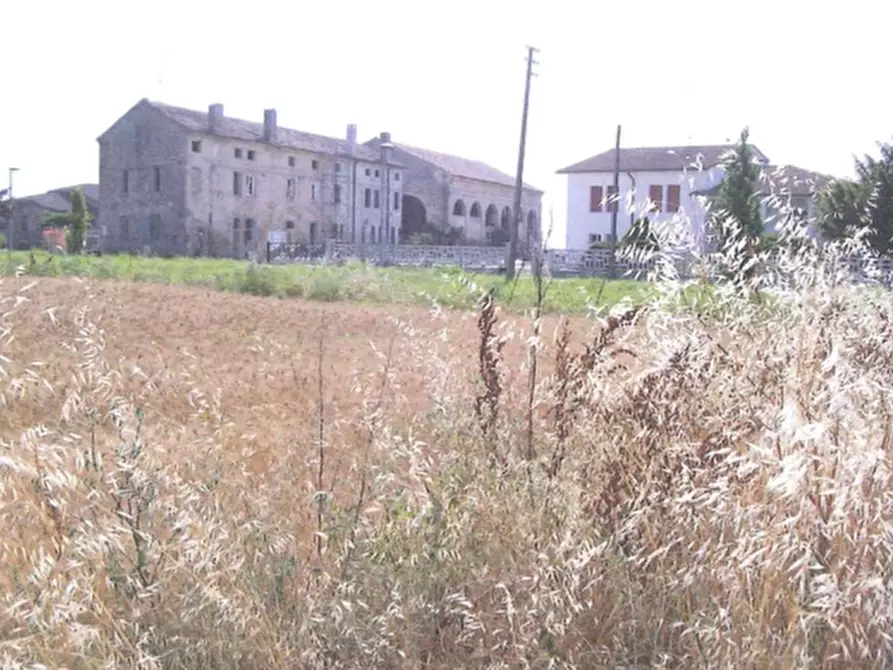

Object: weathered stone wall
[446,175,543,244]
[368,144,450,233]
[97,102,189,256]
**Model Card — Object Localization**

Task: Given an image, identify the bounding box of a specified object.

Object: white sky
[3,0,890,246]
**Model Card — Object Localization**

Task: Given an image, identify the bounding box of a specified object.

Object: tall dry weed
[2,210,893,667]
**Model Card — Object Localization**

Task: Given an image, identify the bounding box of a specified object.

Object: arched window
[452,199,467,216]
[469,202,482,218]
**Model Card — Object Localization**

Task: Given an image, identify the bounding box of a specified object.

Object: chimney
[208,103,224,133]
[263,108,278,142]
[379,131,394,163]
[346,124,357,155]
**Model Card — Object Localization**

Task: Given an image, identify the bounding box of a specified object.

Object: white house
[556,144,833,251]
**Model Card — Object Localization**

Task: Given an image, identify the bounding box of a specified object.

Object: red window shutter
[606,185,618,213]
[649,185,663,212]
[667,184,680,213]
[590,186,603,212]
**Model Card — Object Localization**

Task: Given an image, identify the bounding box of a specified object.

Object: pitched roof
[50,184,99,203]
[692,164,835,198]
[557,144,771,174]
[142,100,399,166]
[23,191,71,212]
[366,138,543,193]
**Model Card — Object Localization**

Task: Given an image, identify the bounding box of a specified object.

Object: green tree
[711,126,763,251]
[43,188,92,253]
[815,139,893,254]
[621,216,659,252]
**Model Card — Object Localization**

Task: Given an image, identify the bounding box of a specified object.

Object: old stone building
[96,99,404,257]
[363,137,544,247]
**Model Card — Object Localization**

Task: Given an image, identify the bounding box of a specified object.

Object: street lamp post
[6,167,19,264]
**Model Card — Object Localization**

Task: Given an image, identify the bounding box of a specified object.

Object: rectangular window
[649,185,663,212]
[311,159,319,170]
[149,214,161,242]
[374,169,380,178]
[364,188,371,207]
[233,171,242,196]
[154,166,161,192]
[311,183,317,201]
[667,184,681,213]
[365,168,371,177]
[285,220,295,229]
[119,215,129,240]
[191,140,202,153]
[286,178,296,201]
[334,163,341,173]
[589,185,603,212]
[234,148,243,158]
[606,185,619,213]
[333,184,342,204]
[245,174,255,196]
[394,171,400,181]
[244,218,255,243]
[310,221,318,244]
[374,189,380,209]
[247,150,256,161]
[394,191,400,211]
[288,156,295,167]
[122,170,129,194]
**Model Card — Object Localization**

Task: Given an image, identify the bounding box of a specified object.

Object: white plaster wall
[564,167,726,250]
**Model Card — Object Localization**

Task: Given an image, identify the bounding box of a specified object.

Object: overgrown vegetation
[41,187,93,253]
[1,182,892,665]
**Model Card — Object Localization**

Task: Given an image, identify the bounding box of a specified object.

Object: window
[311,159,319,170]
[191,140,202,153]
[245,174,256,196]
[311,183,317,201]
[286,178,296,201]
[394,191,400,211]
[310,221,318,244]
[122,170,129,194]
[649,185,664,212]
[233,218,240,230]
[589,185,603,212]
[453,200,466,216]
[589,233,603,244]
[365,168,371,177]
[244,219,255,243]
[285,220,295,229]
[374,189,380,209]
[364,188,371,207]
[154,166,161,192]
[288,156,295,167]
[233,171,242,196]
[334,162,341,173]
[394,171,400,181]
[606,185,619,213]
[234,148,243,158]
[247,150,256,161]
[470,202,481,217]
[119,215,129,240]
[149,214,161,242]
[374,169,380,178]
[667,184,681,213]
[334,184,342,204]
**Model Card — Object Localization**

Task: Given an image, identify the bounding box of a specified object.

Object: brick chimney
[379,131,394,163]
[263,109,278,142]
[208,103,224,133]
[346,124,357,155]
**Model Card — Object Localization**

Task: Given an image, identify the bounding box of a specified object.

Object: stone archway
[401,194,427,242]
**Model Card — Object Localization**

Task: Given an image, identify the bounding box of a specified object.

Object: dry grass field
[2,251,893,668]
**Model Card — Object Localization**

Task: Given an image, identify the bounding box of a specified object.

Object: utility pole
[608,125,621,279]
[6,167,19,264]
[506,45,539,281]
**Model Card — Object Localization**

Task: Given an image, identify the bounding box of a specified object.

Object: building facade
[557,144,831,251]
[96,99,404,257]
[363,138,544,248]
